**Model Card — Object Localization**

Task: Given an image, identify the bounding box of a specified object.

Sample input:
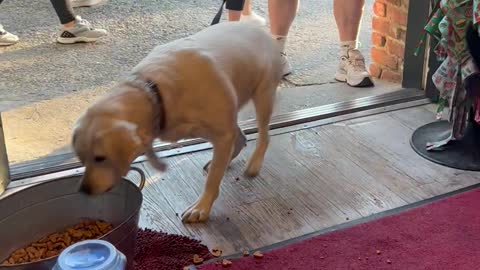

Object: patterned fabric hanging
[415,0,480,147]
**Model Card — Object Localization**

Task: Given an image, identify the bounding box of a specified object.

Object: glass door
[0,0,436,187]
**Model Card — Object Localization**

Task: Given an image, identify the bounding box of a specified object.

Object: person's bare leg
[269,0,298,37]
[228,10,242,21]
[242,0,252,16]
[334,0,364,42]
[333,0,373,87]
[226,0,244,21]
[268,0,299,76]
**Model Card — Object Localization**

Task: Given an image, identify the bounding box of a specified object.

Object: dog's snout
[79,181,114,195]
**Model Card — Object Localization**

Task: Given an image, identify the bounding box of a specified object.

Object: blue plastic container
[52,240,126,270]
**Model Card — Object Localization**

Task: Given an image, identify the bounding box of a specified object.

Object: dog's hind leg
[203,125,246,173]
[245,81,276,177]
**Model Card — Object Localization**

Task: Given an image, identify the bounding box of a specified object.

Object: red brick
[371,47,398,70]
[397,27,407,41]
[369,63,383,78]
[401,0,409,10]
[372,32,387,47]
[386,38,405,58]
[373,2,386,17]
[381,69,402,82]
[387,5,408,27]
[389,25,407,41]
[372,17,390,36]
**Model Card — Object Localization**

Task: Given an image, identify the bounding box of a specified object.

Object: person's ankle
[0,25,7,35]
[63,21,76,29]
[241,9,251,16]
[228,10,242,21]
[340,40,357,55]
[272,34,287,53]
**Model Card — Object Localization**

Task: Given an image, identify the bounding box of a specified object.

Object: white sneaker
[281,52,292,77]
[0,24,19,46]
[71,0,105,8]
[335,49,374,87]
[240,11,266,27]
[56,16,107,44]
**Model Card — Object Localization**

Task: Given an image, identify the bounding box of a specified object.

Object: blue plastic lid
[55,240,122,270]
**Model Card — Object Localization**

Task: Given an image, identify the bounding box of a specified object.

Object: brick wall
[370,0,409,83]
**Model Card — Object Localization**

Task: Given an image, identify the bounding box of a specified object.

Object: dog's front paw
[181,200,211,223]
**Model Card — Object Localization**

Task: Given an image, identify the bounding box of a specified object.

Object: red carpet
[134,229,211,270]
[199,188,480,270]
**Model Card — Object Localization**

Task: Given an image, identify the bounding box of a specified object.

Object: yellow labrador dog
[72,22,283,223]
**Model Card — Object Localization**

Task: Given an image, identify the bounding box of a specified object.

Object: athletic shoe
[335,49,374,87]
[56,16,107,44]
[0,24,19,46]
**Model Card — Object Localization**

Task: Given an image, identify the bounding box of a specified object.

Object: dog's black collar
[125,75,166,134]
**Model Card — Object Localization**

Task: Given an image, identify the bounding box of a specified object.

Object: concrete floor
[0,0,401,166]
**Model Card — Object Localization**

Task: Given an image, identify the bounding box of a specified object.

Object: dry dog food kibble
[192,254,204,265]
[221,259,232,268]
[1,220,113,266]
[253,251,264,259]
[211,248,222,257]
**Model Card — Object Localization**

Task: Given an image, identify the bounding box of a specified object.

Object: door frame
[0,0,438,192]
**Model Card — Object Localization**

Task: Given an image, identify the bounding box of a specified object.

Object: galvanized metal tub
[0,167,145,270]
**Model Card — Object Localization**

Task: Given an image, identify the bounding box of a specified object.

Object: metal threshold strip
[9,88,426,181]
[149,88,425,151]
[7,97,430,191]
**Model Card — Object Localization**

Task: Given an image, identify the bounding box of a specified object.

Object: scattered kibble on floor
[253,251,264,259]
[192,254,204,265]
[211,248,222,257]
[222,259,232,268]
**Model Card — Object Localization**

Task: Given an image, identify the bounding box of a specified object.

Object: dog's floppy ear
[94,120,144,150]
[106,120,143,145]
[99,120,166,173]
[92,120,144,168]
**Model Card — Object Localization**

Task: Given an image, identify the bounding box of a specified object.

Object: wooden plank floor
[136,104,480,255]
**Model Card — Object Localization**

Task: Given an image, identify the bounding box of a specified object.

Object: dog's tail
[466,23,480,68]
[146,147,167,172]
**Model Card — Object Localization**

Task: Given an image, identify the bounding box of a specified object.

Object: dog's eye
[94,156,106,163]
